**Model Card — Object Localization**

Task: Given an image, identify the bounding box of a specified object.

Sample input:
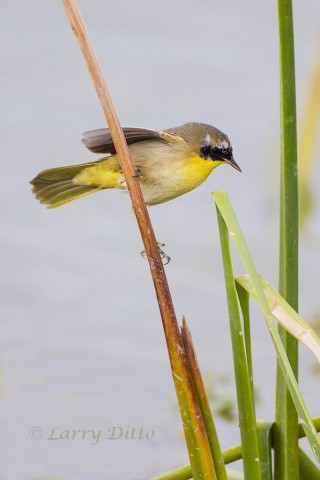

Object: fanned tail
[30,162,102,208]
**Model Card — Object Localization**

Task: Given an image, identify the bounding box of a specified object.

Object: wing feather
[81,127,170,154]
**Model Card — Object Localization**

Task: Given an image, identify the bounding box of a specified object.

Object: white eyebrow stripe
[204,134,211,144]
[218,139,230,149]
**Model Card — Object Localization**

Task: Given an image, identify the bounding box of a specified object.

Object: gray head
[171,122,241,172]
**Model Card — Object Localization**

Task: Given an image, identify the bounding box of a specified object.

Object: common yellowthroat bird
[30,122,241,208]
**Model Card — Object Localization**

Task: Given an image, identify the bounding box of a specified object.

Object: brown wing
[81,127,168,154]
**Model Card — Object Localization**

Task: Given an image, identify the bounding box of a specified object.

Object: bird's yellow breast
[141,151,223,205]
[181,152,223,187]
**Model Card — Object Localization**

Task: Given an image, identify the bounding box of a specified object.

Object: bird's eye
[200,144,232,161]
[210,146,233,160]
[221,148,232,157]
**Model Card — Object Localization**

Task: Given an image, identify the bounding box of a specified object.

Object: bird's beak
[225,156,242,172]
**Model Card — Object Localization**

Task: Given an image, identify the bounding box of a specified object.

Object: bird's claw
[140,242,171,265]
[132,168,142,178]
[159,246,171,265]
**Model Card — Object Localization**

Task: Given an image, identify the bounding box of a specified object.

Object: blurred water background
[1,1,320,479]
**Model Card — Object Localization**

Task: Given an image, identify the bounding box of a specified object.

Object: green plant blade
[277,0,299,476]
[153,444,243,480]
[213,190,320,463]
[236,275,320,363]
[277,0,298,306]
[216,207,262,480]
[299,448,320,479]
[153,465,192,480]
[235,283,253,394]
[257,421,273,480]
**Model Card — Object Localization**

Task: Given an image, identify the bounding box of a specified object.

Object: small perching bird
[30,122,241,208]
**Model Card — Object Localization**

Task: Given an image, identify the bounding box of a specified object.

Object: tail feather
[30,162,101,208]
[35,181,72,199]
[45,184,100,208]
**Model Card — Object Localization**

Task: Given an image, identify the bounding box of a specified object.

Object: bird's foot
[140,242,171,265]
[157,242,171,265]
[132,168,142,178]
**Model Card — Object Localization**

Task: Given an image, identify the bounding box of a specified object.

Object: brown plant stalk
[61,0,215,475]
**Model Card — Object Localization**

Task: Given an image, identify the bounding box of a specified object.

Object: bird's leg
[130,205,171,264]
[132,167,142,178]
[120,167,142,184]
[140,242,171,265]
[157,243,171,265]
